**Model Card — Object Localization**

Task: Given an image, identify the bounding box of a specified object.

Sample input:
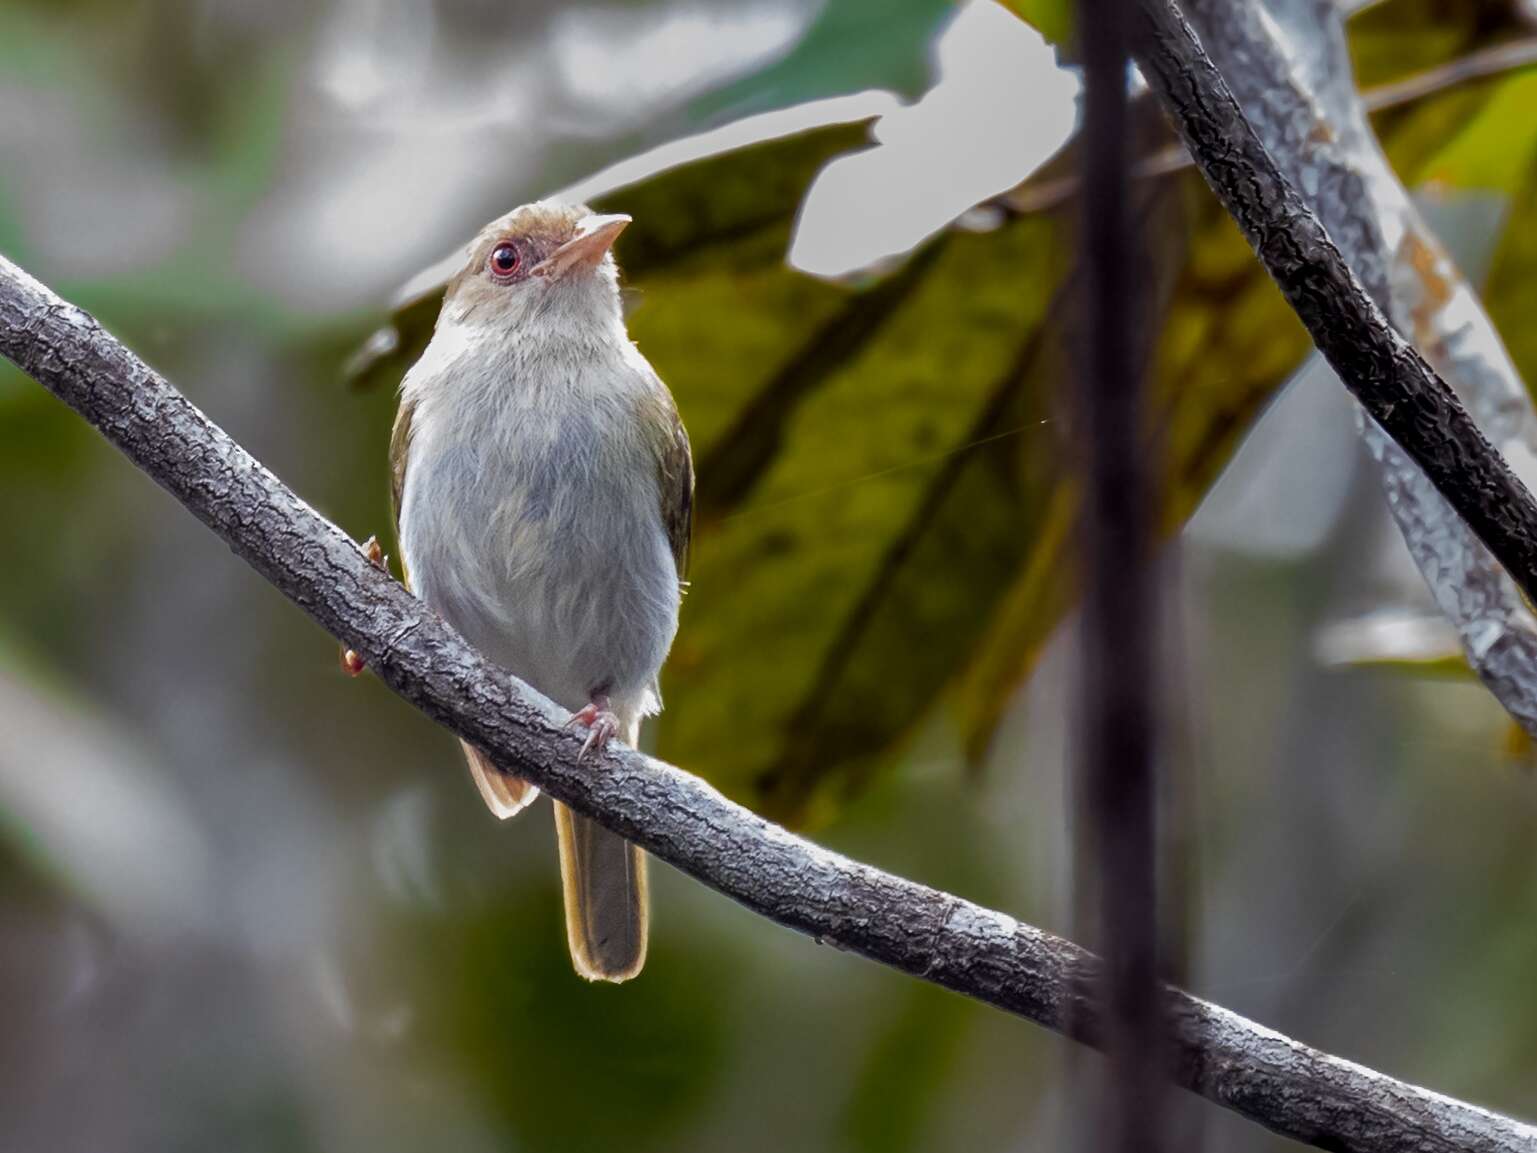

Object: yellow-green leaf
[996,0,1072,49]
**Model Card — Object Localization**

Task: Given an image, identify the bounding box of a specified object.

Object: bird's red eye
[489,242,521,281]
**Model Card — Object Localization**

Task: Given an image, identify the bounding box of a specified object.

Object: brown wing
[388,395,415,588]
[657,400,694,583]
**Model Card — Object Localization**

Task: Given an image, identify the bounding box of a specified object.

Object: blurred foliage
[1348,0,1520,86]
[687,0,953,121]
[1411,70,1537,191]
[7,1,1537,1150]
[1315,608,1480,679]
[1483,106,1537,384]
[838,981,972,1153]
[997,0,1070,50]
[425,888,735,1153]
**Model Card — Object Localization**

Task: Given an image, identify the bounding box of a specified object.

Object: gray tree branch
[1179,0,1537,741]
[1132,0,1537,639]
[1,256,1534,1151]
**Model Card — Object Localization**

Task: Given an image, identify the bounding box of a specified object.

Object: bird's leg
[341,535,392,677]
[565,692,621,761]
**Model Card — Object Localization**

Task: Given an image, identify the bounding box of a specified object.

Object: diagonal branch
[1177,0,1537,736]
[1,257,1534,1151]
[1131,0,1537,617]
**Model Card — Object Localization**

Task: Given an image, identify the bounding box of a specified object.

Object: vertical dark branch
[1077,0,1165,1148]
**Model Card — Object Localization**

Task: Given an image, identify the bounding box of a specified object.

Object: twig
[1,257,1533,1151]
[1362,36,1537,113]
[1078,0,1166,1146]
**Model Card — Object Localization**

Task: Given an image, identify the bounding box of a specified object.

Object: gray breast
[400,388,680,716]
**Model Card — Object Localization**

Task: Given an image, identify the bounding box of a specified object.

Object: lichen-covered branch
[1178,0,1537,737]
[1132,0,1537,692]
[1,256,1533,1150]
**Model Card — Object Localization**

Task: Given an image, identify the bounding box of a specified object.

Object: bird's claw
[341,536,391,677]
[566,701,620,761]
[361,534,389,571]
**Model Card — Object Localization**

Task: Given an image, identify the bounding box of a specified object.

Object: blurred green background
[4,0,1537,1149]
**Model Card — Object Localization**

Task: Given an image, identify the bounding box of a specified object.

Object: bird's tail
[553,710,648,982]
[461,741,540,819]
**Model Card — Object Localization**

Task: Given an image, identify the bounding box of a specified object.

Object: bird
[389,201,693,983]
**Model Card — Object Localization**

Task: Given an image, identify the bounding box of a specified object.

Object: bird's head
[441,201,630,338]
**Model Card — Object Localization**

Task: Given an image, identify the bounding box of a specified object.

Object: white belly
[398,375,680,716]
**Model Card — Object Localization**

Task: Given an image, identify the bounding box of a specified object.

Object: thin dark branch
[1130,0,1537,609]
[1078,0,1166,1148]
[1,258,1532,1151]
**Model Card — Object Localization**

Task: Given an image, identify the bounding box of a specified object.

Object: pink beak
[532,213,631,280]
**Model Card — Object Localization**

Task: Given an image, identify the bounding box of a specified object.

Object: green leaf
[1345,0,1500,90]
[686,0,953,122]
[955,177,1311,758]
[1484,150,1537,408]
[996,0,1072,48]
[1411,72,1537,192]
[1339,0,1537,194]
[665,214,1070,821]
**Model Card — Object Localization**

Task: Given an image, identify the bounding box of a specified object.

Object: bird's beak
[532,213,631,280]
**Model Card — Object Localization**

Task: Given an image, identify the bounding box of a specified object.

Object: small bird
[390,202,692,982]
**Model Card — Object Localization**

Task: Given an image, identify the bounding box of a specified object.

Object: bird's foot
[342,535,392,676]
[566,695,620,761]
[360,534,389,571]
